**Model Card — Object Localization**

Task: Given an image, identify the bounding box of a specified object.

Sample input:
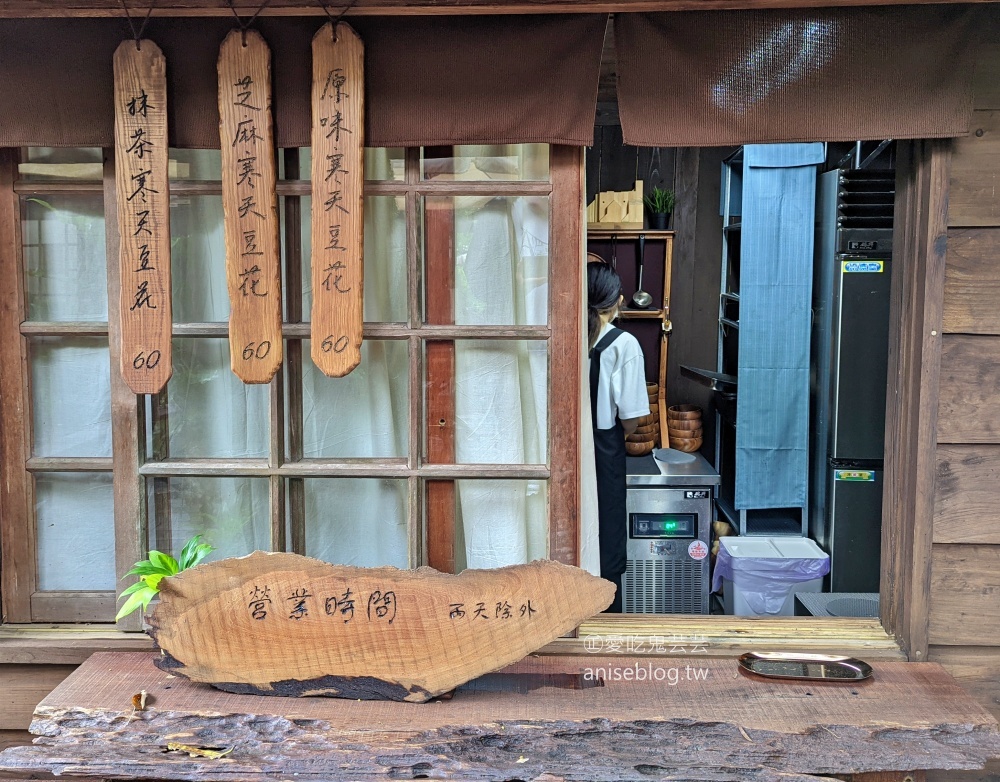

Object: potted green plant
[644,187,676,230]
[116,534,214,621]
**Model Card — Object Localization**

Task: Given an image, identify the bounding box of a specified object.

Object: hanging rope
[315,0,360,40]
[226,0,274,45]
[119,0,157,50]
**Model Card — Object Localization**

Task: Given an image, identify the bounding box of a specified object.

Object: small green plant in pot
[644,187,676,229]
[116,534,214,621]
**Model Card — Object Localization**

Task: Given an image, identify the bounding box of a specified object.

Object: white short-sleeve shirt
[591,322,650,431]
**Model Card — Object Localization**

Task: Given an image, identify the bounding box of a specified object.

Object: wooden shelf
[619,308,665,320]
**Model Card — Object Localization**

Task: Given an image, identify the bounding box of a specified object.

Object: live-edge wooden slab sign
[218,29,283,384]
[311,22,364,377]
[114,40,172,394]
[148,552,614,702]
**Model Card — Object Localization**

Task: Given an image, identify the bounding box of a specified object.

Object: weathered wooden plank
[943,228,1000,335]
[2,0,992,16]
[934,445,1000,544]
[881,140,951,663]
[0,665,76,731]
[113,40,173,394]
[928,544,1000,646]
[105,149,148,631]
[971,19,1000,111]
[29,592,115,623]
[929,645,1000,719]
[549,145,584,565]
[310,22,365,377]
[0,148,34,623]
[938,335,1000,444]
[0,628,154,665]
[218,29,282,384]
[1,652,998,782]
[424,148,457,574]
[147,553,613,701]
[949,111,1000,228]
[926,761,1000,782]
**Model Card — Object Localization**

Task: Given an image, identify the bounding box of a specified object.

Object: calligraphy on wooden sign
[311,22,364,377]
[113,40,172,394]
[218,30,282,384]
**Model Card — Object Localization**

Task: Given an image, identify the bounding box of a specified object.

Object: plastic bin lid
[719,537,780,558]
[770,537,829,560]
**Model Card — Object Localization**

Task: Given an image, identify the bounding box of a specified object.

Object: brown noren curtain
[616,5,984,146]
[0,14,608,148]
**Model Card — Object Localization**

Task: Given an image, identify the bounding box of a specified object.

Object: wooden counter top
[1,651,998,782]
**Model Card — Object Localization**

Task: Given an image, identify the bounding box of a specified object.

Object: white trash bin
[712,536,830,616]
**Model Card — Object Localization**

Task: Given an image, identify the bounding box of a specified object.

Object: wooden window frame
[0,140,946,663]
[0,145,584,628]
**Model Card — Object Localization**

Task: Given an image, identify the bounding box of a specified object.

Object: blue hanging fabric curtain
[734,143,824,511]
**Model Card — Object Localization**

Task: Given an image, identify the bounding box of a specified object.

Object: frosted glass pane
[36,473,115,590]
[170,196,228,322]
[305,479,407,568]
[422,145,549,181]
[426,196,548,327]
[451,341,547,465]
[299,148,405,181]
[302,195,408,323]
[160,339,268,458]
[455,479,548,572]
[169,149,222,180]
[31,338,111,458]
[301,340,408,459]
[23,195,107,321]
[152,477,270,561]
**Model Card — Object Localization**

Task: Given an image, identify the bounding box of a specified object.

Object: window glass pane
[300,147,405,181]
[438,340,547,465]
[157,339,268,458]
[36,472,115,590]
[170,195,228,322]
[23,194,107,321]
[150,477,270,560]
[302,195,410,323]
[424,196,548,327]
[169,149,222,180]
[31,338,111,458]
[453,479,548,571]
[422,145,549,181]
[304,479,407,567]
[20,147,103,181]
[300,339,409,459]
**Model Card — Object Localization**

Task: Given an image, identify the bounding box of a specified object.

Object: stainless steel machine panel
[622,486,712,614]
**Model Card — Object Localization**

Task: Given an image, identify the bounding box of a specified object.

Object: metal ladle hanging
[632,233,653,308]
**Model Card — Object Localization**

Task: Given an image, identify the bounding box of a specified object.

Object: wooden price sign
[218,29,283,384]
[310,22,364,377]
[113,40,172,394]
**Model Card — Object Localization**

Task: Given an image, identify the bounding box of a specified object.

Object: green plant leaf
[118,580,152,599]
[178,534,213,570]
[148,550,179,575]
[124,561,174,578]
[115,586,157,621]
[142,573,165,591]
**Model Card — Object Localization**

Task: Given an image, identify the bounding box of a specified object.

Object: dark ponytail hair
[588,262,623,348]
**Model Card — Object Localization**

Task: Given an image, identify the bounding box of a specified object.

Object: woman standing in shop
[588,262,650,613]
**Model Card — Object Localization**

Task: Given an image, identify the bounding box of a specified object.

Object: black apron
[590,328,628,598]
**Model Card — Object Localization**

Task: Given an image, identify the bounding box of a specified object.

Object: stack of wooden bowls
[667,405,703,453]
[625,383,661,456]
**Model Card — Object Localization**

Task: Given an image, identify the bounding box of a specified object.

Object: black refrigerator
[809,168,895,593]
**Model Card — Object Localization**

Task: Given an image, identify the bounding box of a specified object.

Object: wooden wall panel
[0,665,76,730]
[943,228,1000,335]
[935,445,1000,544]
[937,335,1000,443]
[928,544,1000,646]
[970,21,1000,112]
[949,111,1000,228]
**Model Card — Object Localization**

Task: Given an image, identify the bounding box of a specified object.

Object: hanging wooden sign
[218,29,282,384]
[113,40,172,394]
[310,22,364,377]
